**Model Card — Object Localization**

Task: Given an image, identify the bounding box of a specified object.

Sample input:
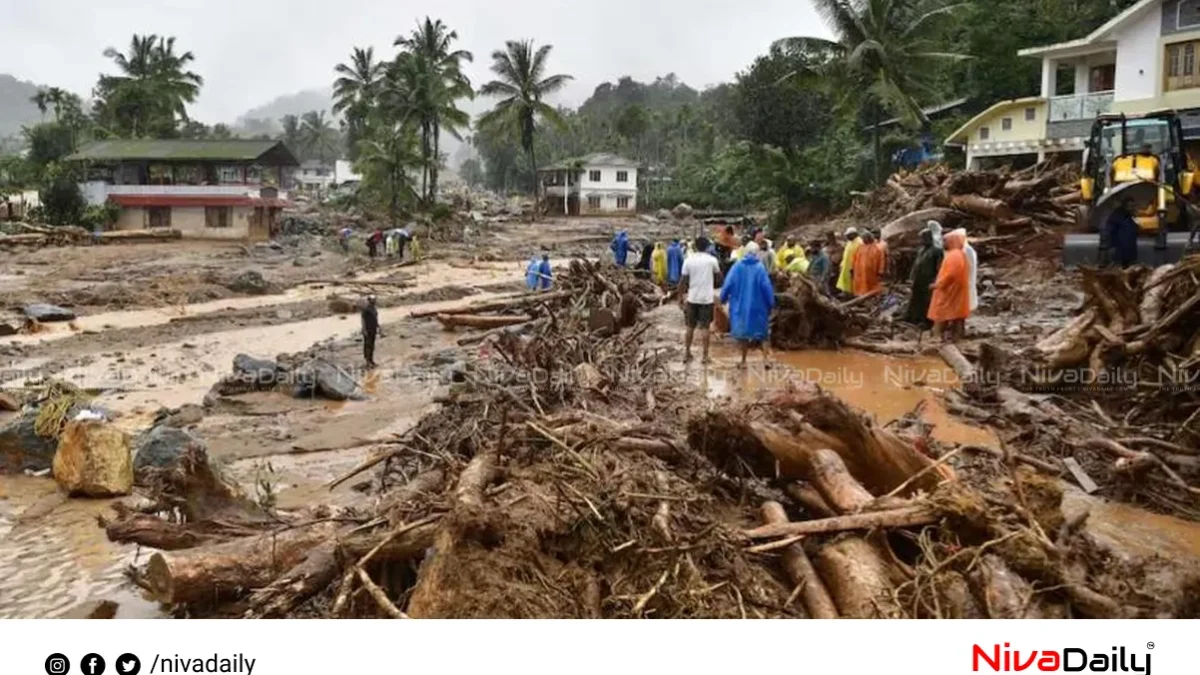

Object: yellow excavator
[1065,111,1200,267]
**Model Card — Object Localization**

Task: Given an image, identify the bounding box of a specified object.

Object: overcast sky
[3,0,830,123]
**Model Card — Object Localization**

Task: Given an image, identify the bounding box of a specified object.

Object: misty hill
[233,88,334,136]
[0,74,51,138]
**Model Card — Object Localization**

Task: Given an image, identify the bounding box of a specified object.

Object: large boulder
[0,414,57,473]
[672,203,694,220]
[293,359,362,401]
[225,270,272,295]
[134,425,207,471]
[52,420,133,497]
[23,303,76,322]
[655,208,673,222]
[231,353,285,389]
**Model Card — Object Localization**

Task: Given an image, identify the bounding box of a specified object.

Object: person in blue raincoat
[537,254,553,290]
[525,255,541,290]
[666,239,684,287]
[610,231,633,266]
[720,241,775,369]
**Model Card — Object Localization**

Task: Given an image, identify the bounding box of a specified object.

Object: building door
[248,207,269,241]
[148,207,171,229]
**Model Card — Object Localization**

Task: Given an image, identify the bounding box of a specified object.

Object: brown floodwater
[702,345,999,448]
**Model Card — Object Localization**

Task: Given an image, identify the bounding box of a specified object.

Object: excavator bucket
[1063,180,1196,268]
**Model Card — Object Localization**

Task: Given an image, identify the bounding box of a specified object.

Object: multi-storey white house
[540,153,639,215]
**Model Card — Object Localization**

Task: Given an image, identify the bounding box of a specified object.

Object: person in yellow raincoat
[835,227,861,296]
[651,242,668,284]
[775,237,797,269]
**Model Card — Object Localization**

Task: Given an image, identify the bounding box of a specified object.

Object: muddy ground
[0,214,1196,618]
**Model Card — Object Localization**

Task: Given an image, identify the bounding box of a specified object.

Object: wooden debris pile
[692,387,1199,618]
[0,223,182,248]
[866,161,1079,260]
[768,273,892,350]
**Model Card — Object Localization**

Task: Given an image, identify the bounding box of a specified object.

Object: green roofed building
[68,139,299,241]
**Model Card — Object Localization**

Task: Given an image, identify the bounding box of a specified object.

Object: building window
[1001,117,1013,131]
[979,127,990,141]
[205,206,232,228]
[1024,107,1036,121]
[1167,40,1200,92]
[616,170,629,183]
[587,195,601,209]
[148,207,171,229]
[218,166,242,183]
[617,196,631,209]
[1088,64,1115,92]
[588,170,601,182]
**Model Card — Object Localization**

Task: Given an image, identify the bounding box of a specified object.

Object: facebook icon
[81,654,106,675]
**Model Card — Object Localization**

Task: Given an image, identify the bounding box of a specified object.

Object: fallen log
[435,313,534,330]
[938,343,976,383]
[951,194,1013,221]
[880,208,962,249]
[100,228,182,242]
[760,501,839,619]
[815,537,902,618]
[805,448,875,513]
[411,291,571,319]
[743,505,939,539]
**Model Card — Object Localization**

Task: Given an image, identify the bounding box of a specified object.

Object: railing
[1048,91,1114,122]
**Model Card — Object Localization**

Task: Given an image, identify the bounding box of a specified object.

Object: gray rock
[23,303,76,322]
[293,359,362,401]
[0,323,18,336]
[0,414,58,474]
[430,349,459,366]
[440,361,468,385]
[225,270,272,295]
[232,354,284,387]
[134,425,207,471]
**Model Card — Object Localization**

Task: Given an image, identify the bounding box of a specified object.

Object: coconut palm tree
[393,18,473,202]
[333,47,387,160]
[477,40,573,204]
[95,34,204,137]
[300,110,337,163]
[279,114,303,155]
[774,0,967,183]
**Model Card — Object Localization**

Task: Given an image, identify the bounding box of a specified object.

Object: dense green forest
[1,0,1140,227]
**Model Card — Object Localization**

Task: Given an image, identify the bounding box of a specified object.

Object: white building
[947,0,1200,168]
[291,160,335,194]
[334,159,361,186]
[539,153,639,215]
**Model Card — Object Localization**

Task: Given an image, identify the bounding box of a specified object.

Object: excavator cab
[1065,111,1198,267]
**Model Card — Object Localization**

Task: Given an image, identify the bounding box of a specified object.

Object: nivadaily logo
[973,644,1151,674]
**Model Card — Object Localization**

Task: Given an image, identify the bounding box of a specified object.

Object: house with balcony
[291,160,335,195]
[539,153,639,215]
[70,139,298,241]
[948,0,1200,168]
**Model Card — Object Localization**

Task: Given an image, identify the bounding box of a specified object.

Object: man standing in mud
[361,296,382,369]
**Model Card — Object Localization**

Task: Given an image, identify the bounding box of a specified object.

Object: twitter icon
[115,654,140,675]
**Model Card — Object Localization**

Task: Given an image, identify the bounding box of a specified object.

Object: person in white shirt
[679,236,722,364]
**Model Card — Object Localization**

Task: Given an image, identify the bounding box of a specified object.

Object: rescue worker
[361,295,382,368]
[538,254,553,290]
[651,242,668,285]
[928,230,971,343]
[525,255,541,291]
[784,251,809,274]
[776,237,797,270]
[610,230,633,266]
[808,243,832,292]
[904,228,943,328]
[835,227,861,297]
[1107,198,1139,268]
[851,231,886,296]
[338,226,353,253]
[667,239,684,286]
[720,241,775,370]
[955,228,979,313]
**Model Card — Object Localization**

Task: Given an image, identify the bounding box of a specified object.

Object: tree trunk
[431,121,441,203]
[760,502,839,619]
[434,314,534,330]
[530,135,540,216]
[420,123,429,203]
[873,102,884,186]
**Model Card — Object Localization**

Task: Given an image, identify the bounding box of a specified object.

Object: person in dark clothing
[904,229,944,328]
[637,242,654,271]
[1107,199,1139,268]
[361,296,382,368]
[367,228,383,258]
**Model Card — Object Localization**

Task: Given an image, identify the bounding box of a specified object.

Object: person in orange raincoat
[927,230,971,342]
[851,231,886,296]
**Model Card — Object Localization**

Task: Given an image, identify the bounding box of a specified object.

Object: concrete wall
[580,165,638,191]
[1114,2,1163,103]
[580,193,637,214]
[968,101,1048,144]
[113,205,252,239]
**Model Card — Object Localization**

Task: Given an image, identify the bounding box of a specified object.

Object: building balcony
[1048,91,1113,122]
[543,185,580,197]
[80,182,287,206]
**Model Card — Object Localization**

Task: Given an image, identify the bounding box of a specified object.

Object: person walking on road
[361,296,382,369]
[679,236,722,365]
[721,241,776,370]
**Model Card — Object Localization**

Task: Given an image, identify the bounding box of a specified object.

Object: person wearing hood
[538,254,553,290]
[808,243,832,291]
[720,241,776,369]
[954,228,979,312]
[525,255,541,291]
[651,242,668,284]
[666,239,684,286]
[852,231,886,296]
[636,240,655,272]
[928,230,971,342]
[776,237,797,270]
[836,228,861,296]
[927,220,945,250]
[610,231,633,266]
[904,228,943,328]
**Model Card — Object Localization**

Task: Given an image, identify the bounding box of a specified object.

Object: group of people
[525,254,554,291]
[339,226,421,261]
[900,220,978,341]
